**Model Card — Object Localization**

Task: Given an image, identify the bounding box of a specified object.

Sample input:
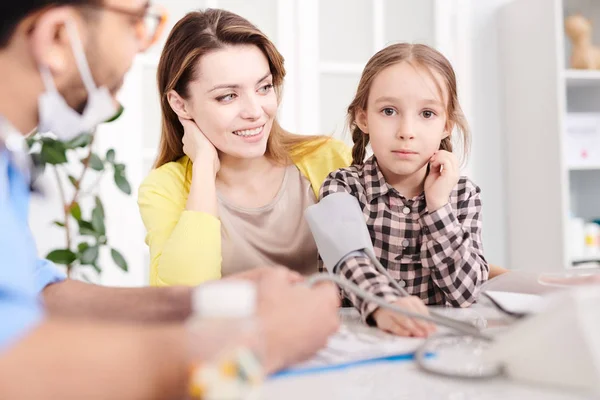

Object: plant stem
[69,131,96,209]
[53,166,73,276]
[65,131,96,277]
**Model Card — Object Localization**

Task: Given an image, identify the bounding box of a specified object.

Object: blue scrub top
[0,145,65,352]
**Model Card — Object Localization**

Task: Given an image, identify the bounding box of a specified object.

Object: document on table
[482,291,547,315]
[479,270,555,295]
[280,320,423,375]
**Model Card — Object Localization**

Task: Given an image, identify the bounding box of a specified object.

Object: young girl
[320,43,489,337]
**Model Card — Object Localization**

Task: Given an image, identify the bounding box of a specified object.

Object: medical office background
[28,0,600,287]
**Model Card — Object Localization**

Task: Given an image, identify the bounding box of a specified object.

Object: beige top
[218,165,319,276]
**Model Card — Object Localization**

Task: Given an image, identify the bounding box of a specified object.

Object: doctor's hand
[372,296,436,338]
[256,269,340,373]
[180,117,220,175]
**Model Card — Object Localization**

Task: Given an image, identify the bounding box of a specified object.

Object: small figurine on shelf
[565,14,600,70]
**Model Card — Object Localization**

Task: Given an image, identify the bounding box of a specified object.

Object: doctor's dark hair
[348,43,470,165]
[1,1,100,48]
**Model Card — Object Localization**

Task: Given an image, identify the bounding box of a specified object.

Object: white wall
[467,0,516,268]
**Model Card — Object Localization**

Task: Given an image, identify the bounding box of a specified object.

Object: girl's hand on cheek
[424,150,459,212]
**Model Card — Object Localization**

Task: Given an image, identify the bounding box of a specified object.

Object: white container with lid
[187,281,264,400]
[192,280,257,319]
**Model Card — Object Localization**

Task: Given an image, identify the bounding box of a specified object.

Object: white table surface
[260,306,598,400]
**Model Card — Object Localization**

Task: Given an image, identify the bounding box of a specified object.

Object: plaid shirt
[319,156,489,324]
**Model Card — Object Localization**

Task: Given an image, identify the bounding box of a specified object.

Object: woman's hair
[348,43,470,165]
[154,8,325,168]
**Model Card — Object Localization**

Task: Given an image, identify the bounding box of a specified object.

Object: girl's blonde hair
[348,43,470,165]
[154,9,326,169]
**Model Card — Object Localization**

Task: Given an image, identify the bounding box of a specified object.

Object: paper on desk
[479,271,557,295]
[482,291,547,315]
[283,323,423,373]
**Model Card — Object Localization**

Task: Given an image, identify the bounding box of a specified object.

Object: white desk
[261,306,597,400]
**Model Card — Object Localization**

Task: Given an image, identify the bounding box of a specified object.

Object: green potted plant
[27,107,132,280]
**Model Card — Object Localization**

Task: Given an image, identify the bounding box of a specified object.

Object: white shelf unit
[565,68,600,87]
[500,0,600,271]
[569,163,600,171]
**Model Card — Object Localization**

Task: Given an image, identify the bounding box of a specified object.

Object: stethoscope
[305,270,518,380]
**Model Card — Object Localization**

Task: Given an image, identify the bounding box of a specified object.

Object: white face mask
[37,19,116,141]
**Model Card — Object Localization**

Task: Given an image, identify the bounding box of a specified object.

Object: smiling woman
[137,9,351,287]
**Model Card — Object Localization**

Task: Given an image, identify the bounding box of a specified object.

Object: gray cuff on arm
[305,192,375,274]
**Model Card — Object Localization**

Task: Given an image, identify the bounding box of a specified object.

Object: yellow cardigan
[138,139,352,287]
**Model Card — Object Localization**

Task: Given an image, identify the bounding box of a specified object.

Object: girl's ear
[355,108,369,135]
[167,90,193,120]
[443,120,454,139]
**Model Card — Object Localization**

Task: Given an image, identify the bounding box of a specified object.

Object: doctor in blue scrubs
[0,1,340,398]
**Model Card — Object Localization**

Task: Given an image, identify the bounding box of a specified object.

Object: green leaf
[77,242,90,253]
[91,263,102,274]
[91,206,105,235]
[111,248,128,272]
[94,196,105,219]
[30,153,44,169]
[41,141,67,165]
[52,220,65,228]
[106,149,115,163]
[68,175,79,188]
[104,104,124,123]
[98,235,108,245]
[46,249,77,265]
[41,137,56,144]
[80,245,99,265]
[78,220,99,237]
[65,133,92,149]
[88,153,104,171]
[70,202,82,220]
[25,136,37,148]
[114,171,131,195]
[114,163,125,174]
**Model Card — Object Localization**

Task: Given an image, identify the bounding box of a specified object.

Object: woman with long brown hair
[138,9,351,286]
